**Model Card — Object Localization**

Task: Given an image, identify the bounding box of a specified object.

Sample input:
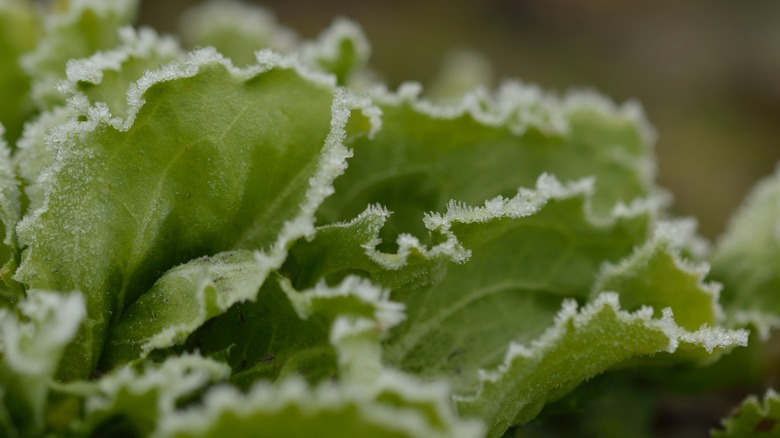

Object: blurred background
[140,0,780,239]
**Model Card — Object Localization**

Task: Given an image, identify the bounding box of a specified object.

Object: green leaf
[106,251,402,379]
[21,0,138,109]
[14,105,77,212]
[179,2,370,86]
[286,204,451,292]
[0,290,85,435]
[179,0,297,67]
[111,272,476,438]
[0,0,41,144]
[439,213,745,437]
[318,82,656,248]
[382,176,651,396]
[62,26,185,119]
[299,18,371,86]
[1,2,764,435]
[292,175,745,436]
[456,293,745,438]
[0,125,22,302]
[153,374,483,438]
[101,250,263,370]
[173,274,403,389]
[592,227,748,365]
[15,49,377,380]
[293,175,653,434]
[426,50,494,104]
[594,222,722,332]
[16,27,183,214]
[711,168,780,339]
[713,389,780,438]
[508,374,658,438]
[60,354,230,437]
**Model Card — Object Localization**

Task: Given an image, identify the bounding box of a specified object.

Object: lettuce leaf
[0,0,40,143]
[318,81,656,242]
[713,389,780,438]
[0,2,772,436]
[290,174,745,436]
[179,0,297,67]
[59,354,229,436]
[0,125,22,302]
[711,168,780,340]
[81,273,477,437]
[0,290,84,435]
[154,375,483,438]
[21,0,138,109]
[15,48,377,380]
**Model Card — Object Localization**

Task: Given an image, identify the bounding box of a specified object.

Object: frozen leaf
[318,82,657,248]
[596,226,721,331]
[153,374,483,438]
[61,354,229,436]
[15,49,377,380]
[21,0,138,108]
[101,251,263,369]
[456,293,745,438]
[62,26,185,119]
[14,105,77,211]
[299,18,371,86]
[293,175,745,436]
[170,274,402,389]
[381,176,652,396]
[179,0,297,67]
[426,50,494,104]
[0,126,22,302]
[711,168,780,339]
[0,291,84,435]
[0,0,40,143]
[713,389,780,438]
[16,27,183,214]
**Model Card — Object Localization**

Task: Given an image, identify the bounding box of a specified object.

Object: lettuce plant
[0,1,777,436]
